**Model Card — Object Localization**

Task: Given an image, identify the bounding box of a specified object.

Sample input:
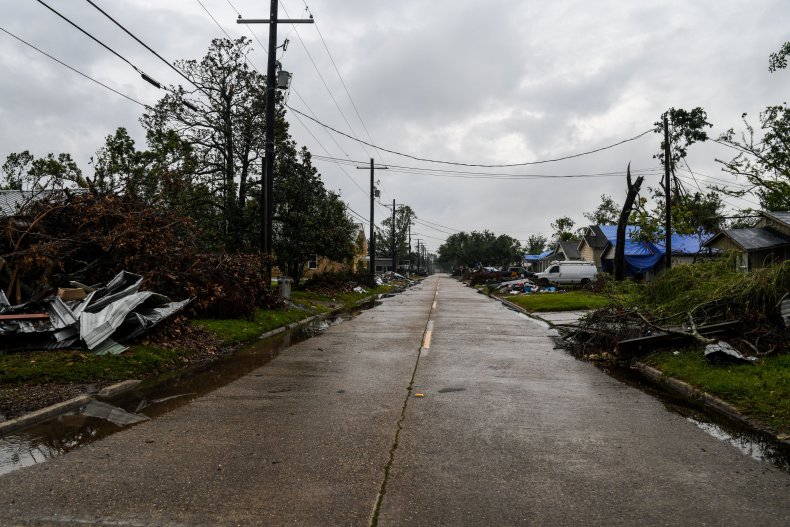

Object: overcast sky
[1,0,788,251]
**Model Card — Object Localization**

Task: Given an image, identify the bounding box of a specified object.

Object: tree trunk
[615,163,644,281]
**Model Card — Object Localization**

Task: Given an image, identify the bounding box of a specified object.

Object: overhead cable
[0,26,147,107]
[84,0,195,87]
[287,102,653,168]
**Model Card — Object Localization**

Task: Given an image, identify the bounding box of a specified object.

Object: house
[555,240,582,261]
[303,224,368,277]
[577,226,610,270]
[703,211,790,271]
[524,249,554,273]
[597,226,713,279]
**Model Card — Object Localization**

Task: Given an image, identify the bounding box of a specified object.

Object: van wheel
[580,278,591,289]
[538,278,550,287]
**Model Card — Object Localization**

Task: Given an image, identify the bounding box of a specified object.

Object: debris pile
[0,191,282,321]
[0,271,190,354]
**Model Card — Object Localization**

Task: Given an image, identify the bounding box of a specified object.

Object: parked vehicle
[507,266,536,279]
[535,260,597,287]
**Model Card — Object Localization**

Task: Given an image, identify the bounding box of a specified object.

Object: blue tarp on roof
[598,225,664,276]
[655,233,711,254]
[524,249,553,261]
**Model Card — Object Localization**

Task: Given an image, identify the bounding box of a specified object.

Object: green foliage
[525,234,548,254]
[504,291,611,312]
[437,230,522,268]
[273,146,357,284]
[583,194,621,225]
[550,216,578,243]
[1,151,87,191]
[718,106,790,211]
[768,41,790,72]
[630,188,726,241]
[654,107,712,170]
[647,350,790,433]
[378,205,415,258]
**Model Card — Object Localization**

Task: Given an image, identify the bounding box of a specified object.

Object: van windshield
[547,266,559,273]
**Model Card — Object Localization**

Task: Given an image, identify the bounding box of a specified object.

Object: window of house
[308,257,318,270]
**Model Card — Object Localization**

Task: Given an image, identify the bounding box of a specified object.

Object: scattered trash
[0,270,191,354]
[780,296,789,328]
[352,286,368,294]
[414,393,425,397]
[704,341,757,365]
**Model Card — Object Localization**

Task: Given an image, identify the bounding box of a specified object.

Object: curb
[0,287,401,436]
[0,394,91,436]
[632,362,789,444]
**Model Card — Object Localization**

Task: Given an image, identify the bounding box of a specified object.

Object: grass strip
[646,349,790,434]
[501,290,611,312]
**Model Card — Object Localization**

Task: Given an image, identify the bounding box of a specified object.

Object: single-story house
[703,211,790,271]
[304,224,369,277]
[524,249,554,273]
[597,226,714,279]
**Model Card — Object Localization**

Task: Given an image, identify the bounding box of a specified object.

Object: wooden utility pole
[663,113,672,270]
[391,199,396,274]
[356,159,386,278]
[237,4,313,283]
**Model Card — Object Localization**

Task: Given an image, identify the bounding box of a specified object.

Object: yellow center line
[422,320,434,349]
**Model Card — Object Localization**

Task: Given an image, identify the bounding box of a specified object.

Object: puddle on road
[0,304,373,476]
[598,364,790,474]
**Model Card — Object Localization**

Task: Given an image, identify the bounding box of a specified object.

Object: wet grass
[193,307,316,345]
[290,284,395,307]
[502,290,611,312]
[646,349,790,435]
[0,346,190,385]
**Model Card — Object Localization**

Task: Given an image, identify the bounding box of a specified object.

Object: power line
[84,0,194,87]
[35,0,160,85]
[279,2,372,160]
[300,0,388,164]
[287,103,653,168]
[0,26,147,107]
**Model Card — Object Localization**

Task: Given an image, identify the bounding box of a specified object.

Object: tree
[140,37,269,250]
[437,230,522,269]
[1,151,87,191]
[614,164,644,281]
[272,143,357,284]
[525,234,548,255]
[583,194,621,225]
[550,216,578,243]
[378,205,416,261]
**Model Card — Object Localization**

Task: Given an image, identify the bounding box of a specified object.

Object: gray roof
[557,240,582,259]
[583,225,610,249]
[706,228,790,251]
[764,211,790,227]
[0,190,36,216]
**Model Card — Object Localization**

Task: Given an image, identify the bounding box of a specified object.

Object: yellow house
[303,224,368,277]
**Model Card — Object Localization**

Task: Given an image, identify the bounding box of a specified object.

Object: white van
[535,260,597,287]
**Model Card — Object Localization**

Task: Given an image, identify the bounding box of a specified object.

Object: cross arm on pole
[237,18,315,24]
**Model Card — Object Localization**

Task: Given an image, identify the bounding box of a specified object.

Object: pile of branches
[0,191,281,319]
[562,257,790,361]
[301,270,378,295]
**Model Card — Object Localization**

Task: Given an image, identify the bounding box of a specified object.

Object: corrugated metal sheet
[719,228,790,251]
[80,292,153,349]
[781,298,790,328]
[44,296,78,329]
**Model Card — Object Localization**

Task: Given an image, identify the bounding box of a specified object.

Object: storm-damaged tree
[272,142,357,284]
[614,164,644,281]
[715,41,790,211]
[140,37,268,251]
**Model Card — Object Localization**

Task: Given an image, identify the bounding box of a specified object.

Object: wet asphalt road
[1,274,789,526]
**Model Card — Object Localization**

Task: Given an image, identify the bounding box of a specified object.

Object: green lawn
[501,290,611,312]
[646,350,790,435]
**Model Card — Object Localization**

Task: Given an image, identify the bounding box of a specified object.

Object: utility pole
[663,113,672,270]
[238,4,313,284]
[416,239,422,273]
[356,159,386,278]
[408,224,411,277]
[391,198,396,274]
